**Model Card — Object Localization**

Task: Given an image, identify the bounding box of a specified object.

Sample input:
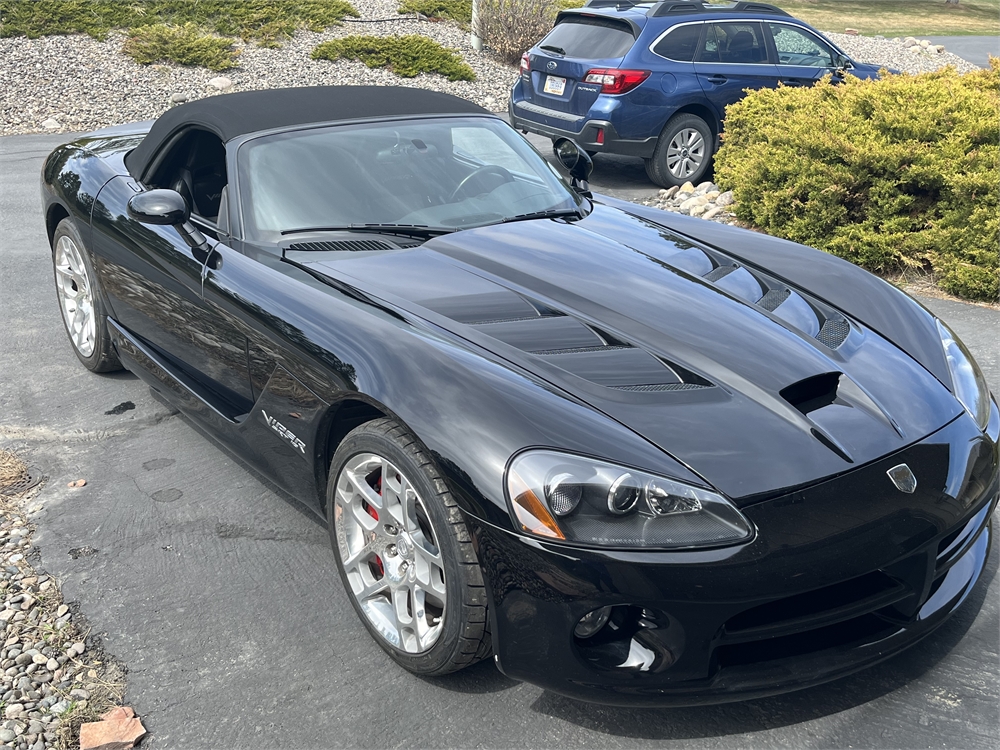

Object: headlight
[506,450,753,549]
[937,320,991,430]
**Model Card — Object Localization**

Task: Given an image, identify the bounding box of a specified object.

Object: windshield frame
[232,113,585,243]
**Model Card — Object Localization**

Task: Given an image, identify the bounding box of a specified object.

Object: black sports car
[41,86,997,705]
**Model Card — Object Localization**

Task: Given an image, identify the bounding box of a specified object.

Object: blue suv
[509,1,883,187]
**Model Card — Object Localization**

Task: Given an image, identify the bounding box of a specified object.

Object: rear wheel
[328,418,491,675]
[645,114,714,188]
[51,217,122,373]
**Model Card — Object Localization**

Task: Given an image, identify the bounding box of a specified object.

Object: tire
[327,418,492,675]
[644,114,714,189]
[51,217,122,373]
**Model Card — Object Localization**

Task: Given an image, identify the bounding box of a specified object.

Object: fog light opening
[574,605,613,639]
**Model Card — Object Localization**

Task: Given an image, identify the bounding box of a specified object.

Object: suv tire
[645,114,714,188]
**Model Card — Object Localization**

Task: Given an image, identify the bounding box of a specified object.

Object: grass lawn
[769,0,1000,37]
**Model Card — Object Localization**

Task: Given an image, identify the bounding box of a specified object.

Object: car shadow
[418,657,521,695]
[528,539,997,739]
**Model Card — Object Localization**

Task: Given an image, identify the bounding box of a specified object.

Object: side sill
[107,317,242,424]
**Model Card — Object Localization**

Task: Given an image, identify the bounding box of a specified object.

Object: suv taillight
[520,53,530,75]
[584,68,650,95]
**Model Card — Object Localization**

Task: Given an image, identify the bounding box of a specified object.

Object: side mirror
[127,188,210,254]
[834,53,852,70]
[553,138,594,194]
[127,188,189,226]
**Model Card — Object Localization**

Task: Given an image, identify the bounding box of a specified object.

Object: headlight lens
[506,451,753,549]
[937,320,991,430]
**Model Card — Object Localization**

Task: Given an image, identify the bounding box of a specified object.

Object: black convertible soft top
[125,85,490,179]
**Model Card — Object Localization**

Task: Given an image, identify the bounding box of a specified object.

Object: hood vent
[695,253,852,350]
[288,239,398,252]
[433,291,714,392]
[612,383,711,392]
[817,318,850,349]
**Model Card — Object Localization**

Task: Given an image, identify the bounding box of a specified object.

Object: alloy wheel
[334,453,447,654]
[666,127,706,179]
[54,234,96,358]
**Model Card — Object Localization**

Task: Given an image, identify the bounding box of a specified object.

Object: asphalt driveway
[1,132,998,749]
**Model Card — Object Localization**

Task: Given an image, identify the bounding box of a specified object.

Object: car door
[766,22,842,87]
[89,131,255,418]
[693,21,778,122]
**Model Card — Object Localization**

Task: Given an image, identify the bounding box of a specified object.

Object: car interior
[147,128,229,234]
[240,120,575,240]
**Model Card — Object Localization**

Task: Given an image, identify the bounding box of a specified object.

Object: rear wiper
[280,224,457,238]
[540,45,566,55]
[498,208,585,225]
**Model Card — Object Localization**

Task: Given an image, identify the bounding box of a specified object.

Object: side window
[652,24,702,62]
[711,22,768,64]
[149,130,228,223]
[769,23,836,67]
[698,25,721,62]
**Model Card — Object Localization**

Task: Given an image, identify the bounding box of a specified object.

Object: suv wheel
[645,114,713,188]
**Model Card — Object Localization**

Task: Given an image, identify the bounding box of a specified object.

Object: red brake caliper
[368,472,384,577]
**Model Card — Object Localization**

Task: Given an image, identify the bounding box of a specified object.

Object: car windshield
[238,116,584,240]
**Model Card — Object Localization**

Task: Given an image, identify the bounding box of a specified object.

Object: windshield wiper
[281,223,456,238]
[498,208,585,225]
[540,45,566,55]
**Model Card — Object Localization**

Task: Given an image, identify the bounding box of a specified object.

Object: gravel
[0,0,986,137]
[823,31,981,74]
[0,0,517,136]
[0,451,125,750]
[637,181,739,225]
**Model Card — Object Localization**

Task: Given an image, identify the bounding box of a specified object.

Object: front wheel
[327,418,491,675]
[51,217,122,373]
[645,114,714,188]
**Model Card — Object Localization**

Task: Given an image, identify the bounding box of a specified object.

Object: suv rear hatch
[525,14,640,118]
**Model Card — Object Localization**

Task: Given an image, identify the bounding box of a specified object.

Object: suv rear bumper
[509,100,658,159]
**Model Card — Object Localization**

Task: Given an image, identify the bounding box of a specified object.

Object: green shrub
[714,61,1000,301]
[0,0,359,45]
[398,0,472,24]
[312,35,476,81]
[123,23,238,71]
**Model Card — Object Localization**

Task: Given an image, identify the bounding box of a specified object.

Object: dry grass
[767,0,1000,37]
[0,448,28,488]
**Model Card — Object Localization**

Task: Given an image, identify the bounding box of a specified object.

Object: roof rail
[647,1,792,17]
[583,0,653,9]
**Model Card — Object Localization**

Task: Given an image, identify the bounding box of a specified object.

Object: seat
[726,31,758,64]
[171,168,195,214]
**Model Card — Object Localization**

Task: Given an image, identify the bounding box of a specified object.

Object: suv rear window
[540,17,637,59]
[652,23,702,62]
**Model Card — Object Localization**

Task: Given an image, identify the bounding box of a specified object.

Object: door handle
[780,79,806,87]
[706,75,727,84]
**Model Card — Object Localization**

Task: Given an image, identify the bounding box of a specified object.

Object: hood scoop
[779,371,905,463]
[420,289,713,391]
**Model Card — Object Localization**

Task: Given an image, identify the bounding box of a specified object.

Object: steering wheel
[449,165,515,202]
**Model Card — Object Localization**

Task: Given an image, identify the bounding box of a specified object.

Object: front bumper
[469,407,999,705]
[509,100,658,159]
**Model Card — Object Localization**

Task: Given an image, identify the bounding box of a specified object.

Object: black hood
[292,205,962,500]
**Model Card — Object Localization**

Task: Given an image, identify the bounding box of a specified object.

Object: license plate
[543,75,567,96]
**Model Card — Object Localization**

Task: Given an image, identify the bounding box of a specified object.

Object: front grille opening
[725,570,904,635]
[716,614,897,668]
